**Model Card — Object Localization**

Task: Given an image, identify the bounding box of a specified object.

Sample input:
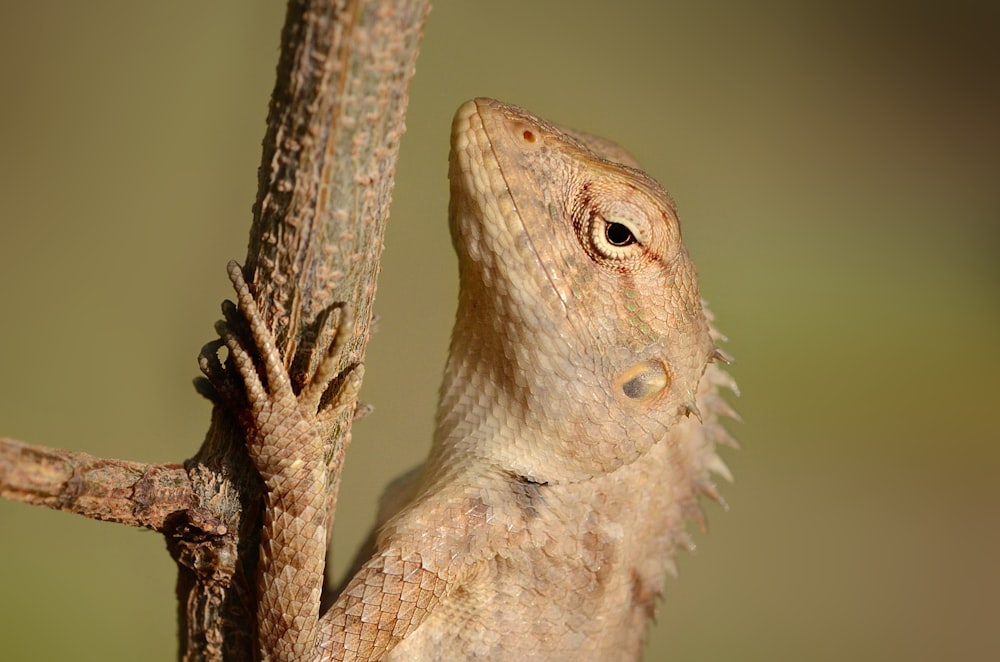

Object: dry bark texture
[0,1,430,660]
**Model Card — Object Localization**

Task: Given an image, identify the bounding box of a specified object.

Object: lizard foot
[198,262,365,659]
[198,260,363,480]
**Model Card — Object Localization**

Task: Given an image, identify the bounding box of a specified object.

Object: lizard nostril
[522,130,536,143]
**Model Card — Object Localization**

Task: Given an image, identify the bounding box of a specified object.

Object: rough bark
[0,1,430,659]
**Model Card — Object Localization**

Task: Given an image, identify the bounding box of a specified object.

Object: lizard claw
[224,261,296,403]
[221,260,356,419]
[300,303,355,414]
[213,315,272,422]
[195,336,255,412]
[200,261,361,460]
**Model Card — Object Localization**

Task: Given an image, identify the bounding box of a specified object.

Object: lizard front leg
[200,261,361,661]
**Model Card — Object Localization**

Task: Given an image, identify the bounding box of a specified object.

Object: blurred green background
[0,1,996,660]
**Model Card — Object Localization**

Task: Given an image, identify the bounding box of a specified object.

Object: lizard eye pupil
[605,222,636,247]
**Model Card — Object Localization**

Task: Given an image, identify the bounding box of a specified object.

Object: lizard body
[208,98,737,660]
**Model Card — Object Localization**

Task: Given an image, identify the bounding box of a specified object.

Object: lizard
[203,97,738,661]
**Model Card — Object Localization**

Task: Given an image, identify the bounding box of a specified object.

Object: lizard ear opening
[617,360,670,401]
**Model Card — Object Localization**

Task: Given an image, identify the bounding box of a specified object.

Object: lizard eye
[587,211,646,262]
[605,221,636,247]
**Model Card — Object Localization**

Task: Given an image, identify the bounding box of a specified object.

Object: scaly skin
[211,98,738,661]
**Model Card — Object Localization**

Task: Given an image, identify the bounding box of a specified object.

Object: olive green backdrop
[0,2,996,660]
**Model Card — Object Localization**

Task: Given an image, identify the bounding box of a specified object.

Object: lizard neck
[428,269,695,486]
[430,286,545,482]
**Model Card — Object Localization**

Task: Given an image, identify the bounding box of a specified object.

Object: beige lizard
[206,97,738,661]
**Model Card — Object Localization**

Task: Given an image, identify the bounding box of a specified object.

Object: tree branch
[0,437,201,532]
[0,0,429,659]
[180,1,429,658]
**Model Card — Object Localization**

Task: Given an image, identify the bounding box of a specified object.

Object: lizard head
[441,98,717,484]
